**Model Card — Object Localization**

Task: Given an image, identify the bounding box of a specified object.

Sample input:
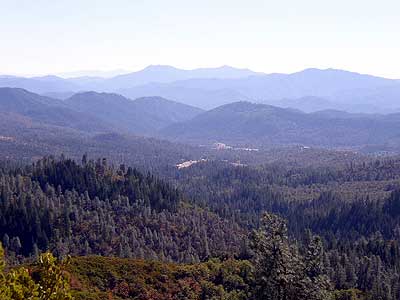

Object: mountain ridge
[160,101,400,150]
[2,66,400,112]
[0,87,112,133]
[64,91,203,135]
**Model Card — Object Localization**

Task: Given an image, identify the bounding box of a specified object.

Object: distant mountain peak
[34,75,66,80]
[294,67,388,79]
[142,65,180,71]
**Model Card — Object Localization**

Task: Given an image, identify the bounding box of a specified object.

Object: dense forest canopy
[1,154,400,299]
[0,157,243,263]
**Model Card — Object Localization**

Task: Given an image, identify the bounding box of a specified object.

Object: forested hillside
[161,101,400,151]
[65,92,203,135]
[0,87,112,133]
[2,155,400,299]
[4,87,400,155]
[172,158,400,299]
[0,157,243,264]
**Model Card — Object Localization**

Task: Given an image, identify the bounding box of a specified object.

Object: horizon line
[1,65,399,80]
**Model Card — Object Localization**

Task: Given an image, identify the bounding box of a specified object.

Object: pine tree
[251,212,299,300]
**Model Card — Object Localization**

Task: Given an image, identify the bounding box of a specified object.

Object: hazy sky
[1,0,400,78]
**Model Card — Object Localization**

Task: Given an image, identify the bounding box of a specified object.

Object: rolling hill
[160,101,400,150]
[3,87,400,156]
[64,91,203,135]
[0,88,208,166]
[0,87,111,133]
[118,83,250,109]
[271,96,340,113]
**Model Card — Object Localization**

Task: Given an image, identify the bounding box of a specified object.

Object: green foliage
[34,252,73,300]
[67,256,253,300]
[251,212,295,299]
[1,242,38,300]
[251,212,332,300]
[0,243,73,300]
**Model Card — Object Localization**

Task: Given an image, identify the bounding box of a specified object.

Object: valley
[1,66,400,300]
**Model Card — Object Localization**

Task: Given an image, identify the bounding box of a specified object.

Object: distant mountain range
[0,75,80,94]
[0,65,260,93]
[90,65,261,91]
[2,87,400,154]
[2,66,400,113]
[55,69,130,78]
[132,68,399,111]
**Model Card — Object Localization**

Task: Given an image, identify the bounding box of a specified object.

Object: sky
[1,0,400,78]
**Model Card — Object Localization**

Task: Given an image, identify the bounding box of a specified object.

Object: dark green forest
[2,155,400,299]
